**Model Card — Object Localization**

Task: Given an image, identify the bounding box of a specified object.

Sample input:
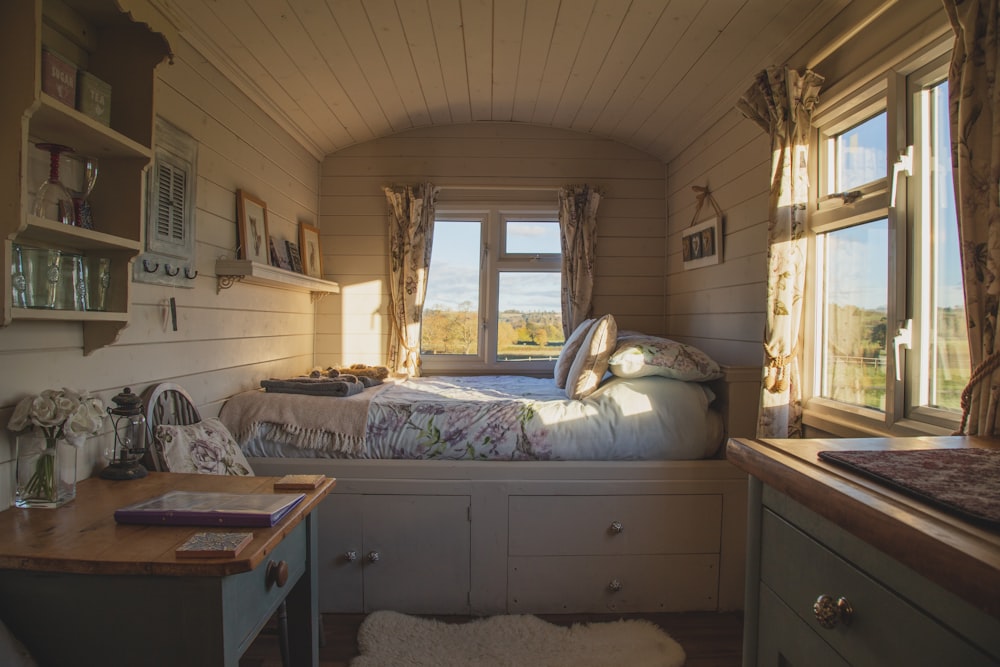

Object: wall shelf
[215,259,340,299]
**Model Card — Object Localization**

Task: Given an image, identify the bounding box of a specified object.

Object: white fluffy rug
[351,610,686,667]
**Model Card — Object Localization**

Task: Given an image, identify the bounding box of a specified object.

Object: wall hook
[142,259,160,273]
[164,264,181,277]
[184,268,198,279]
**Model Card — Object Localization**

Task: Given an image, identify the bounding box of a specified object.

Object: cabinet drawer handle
[609,520,624,534]
[344,550,358,562]
[813,594,853,629]
[266,560,289,588]
[608,579,623,592]
[368,551,381,563]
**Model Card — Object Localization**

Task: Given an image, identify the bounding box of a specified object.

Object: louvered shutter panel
[153,162,187,250]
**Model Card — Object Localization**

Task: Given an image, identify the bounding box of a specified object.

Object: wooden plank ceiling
[148,0,852,162]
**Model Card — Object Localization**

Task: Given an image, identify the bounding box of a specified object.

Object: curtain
[737,66,824,438]
[558,185,602,336]
[945,0,1000,435]
[384,183,438,376]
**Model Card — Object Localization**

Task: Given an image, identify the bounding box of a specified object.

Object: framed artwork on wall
[681,214,723,270]
[285,240,303,273]
[299,222,323,278]
[269,236,291,270]
[236,189,269,264]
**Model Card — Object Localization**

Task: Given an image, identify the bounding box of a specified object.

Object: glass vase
[14,435,77,508]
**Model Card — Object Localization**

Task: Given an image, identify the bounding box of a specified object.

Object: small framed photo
[285,240,303,273]
[299,222,323,278]
[269,236,291,270]
[236,190,270,264]
[682,214,723,270]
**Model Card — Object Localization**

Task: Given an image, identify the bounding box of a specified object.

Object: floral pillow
[155,417,254,476]
[608,334,723,382]
[553,318,595,389]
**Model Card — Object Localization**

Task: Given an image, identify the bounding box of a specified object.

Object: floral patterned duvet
[244,375,723,461]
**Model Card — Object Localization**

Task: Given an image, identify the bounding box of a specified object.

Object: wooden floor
[240,611,743,666]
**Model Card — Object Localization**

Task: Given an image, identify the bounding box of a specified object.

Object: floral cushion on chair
[155,417,254,476]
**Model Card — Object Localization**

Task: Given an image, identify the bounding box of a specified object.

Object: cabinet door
[363,494,471,614]
[315,493,364,612]
[756,585,850,667]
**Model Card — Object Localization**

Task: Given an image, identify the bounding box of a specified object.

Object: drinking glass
[70,155,99,230]
[17,246,61,308]
[83,256,111,311]
[32,143,76,226]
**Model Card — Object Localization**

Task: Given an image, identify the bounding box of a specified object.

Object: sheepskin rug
[351,610,686,667]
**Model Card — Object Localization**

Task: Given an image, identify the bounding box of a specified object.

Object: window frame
[419,202,562,375]
[803,37,962,437]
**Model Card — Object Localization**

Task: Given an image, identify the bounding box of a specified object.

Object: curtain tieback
[957,351,1000,434]
[763,347,796,393]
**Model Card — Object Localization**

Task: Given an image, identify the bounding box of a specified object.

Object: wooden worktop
[0,472,335,577]
[726,435,1000,620]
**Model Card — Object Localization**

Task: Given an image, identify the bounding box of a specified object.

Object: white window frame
[419,202,562,375]
[804,37,961,438]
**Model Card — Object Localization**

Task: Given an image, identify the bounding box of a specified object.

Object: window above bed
[421,203,563,374]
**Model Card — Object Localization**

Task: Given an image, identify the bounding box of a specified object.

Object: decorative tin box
[41,49,76,108]
[77,71,111,126]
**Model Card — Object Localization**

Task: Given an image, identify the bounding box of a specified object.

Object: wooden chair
[140,382,292,667]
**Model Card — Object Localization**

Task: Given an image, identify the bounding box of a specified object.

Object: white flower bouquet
[8,388,105,503]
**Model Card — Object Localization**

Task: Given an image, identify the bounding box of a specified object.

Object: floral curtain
[558,185,602,336]
[384,183,438,376]
[737,66,824,438]
[944,0,1000,435]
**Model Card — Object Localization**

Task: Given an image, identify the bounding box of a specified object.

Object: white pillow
[565,314,618,399]
[155,417,254,476]
[553,318,595,388]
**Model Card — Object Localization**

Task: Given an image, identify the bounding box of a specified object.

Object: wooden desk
[0,472,335,667]
[727,436,1000,667]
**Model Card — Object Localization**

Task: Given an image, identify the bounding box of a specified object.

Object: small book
[114,491,306,527]
[175,531,254,559]
[274,474,327,491]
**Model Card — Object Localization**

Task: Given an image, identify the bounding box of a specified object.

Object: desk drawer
[227,521,307,654]
[508,494,721,556]
[760,509,995,666]
[507,553,718,613]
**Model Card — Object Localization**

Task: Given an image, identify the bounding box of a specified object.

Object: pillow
[156,417,254,476]
[608,334,723,382]
[553,318,596,388]
[565,313,618,399]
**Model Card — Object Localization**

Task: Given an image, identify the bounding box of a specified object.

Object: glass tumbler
[18,246,61,309]
[83,256,111,311]
[54,253,85,310]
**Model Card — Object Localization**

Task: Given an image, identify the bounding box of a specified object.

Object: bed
[214,323,759,616]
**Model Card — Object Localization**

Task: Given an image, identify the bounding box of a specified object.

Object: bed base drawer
[507,554,719,613]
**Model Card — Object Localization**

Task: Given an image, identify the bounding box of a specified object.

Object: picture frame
[236,190,270,264]
[681,214,723,270]
[285,240,303,273]
[269,236,291,270]
[298,222,323,278]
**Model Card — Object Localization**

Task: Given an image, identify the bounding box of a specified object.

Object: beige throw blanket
[219,383,393,456]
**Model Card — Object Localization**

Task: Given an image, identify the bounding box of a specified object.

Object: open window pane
[421,220,481,356]
[836,112,887,191]
[497,272,562,361]
[925,81,968,410]
[505,220,561,255]
[820,218,889,410]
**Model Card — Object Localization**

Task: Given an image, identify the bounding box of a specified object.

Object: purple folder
[114,490,306,527]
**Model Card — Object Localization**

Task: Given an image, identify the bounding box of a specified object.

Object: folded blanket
[261,377,365,397]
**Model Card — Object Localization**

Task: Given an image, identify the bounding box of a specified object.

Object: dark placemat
[818,448,1000,528]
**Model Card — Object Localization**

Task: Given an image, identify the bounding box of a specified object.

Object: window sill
[803,403,956,439]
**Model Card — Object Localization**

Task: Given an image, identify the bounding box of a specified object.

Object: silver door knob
[367,551,380,563]
[609,520,624,534]
[608,579,623,592]
[344,550,358,562]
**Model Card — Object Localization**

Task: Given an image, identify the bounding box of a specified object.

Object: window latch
[893,319,912,381]
[890,146,913,208]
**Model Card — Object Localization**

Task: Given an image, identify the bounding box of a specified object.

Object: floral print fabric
[608,334,722,382]
[156,417,254,475]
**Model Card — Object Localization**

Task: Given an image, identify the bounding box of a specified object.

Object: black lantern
[100,387,149,480]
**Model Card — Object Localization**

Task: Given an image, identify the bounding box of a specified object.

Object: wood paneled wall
[0,38,321,504]
[317,123,667,369]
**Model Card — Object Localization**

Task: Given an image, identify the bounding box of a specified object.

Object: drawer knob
[813,594,853,629]
[344,550,358,562]
[609,521,624,534]
[608,579,623,592]
[266,560,289,588]
[368,550,381,563]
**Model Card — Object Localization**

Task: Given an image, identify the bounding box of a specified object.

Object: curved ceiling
[148,0,857,162]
